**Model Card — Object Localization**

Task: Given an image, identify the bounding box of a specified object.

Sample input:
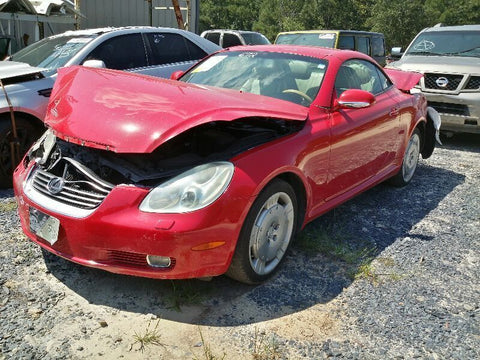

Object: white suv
[387,24,480,135]
[0,26,220,187]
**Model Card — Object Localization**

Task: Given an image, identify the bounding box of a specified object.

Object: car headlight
[139,162,234,213]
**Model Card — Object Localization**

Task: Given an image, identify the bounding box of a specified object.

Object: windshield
[275,32,337,48]
[405,31,480,57]
[241,33,271,45]
[181,51,327,107]
[9,35,96,73]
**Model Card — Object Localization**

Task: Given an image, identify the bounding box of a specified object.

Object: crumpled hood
[0,61,46,80]
[383,68,424,92]
[388,55,480,75]
[45,66,308,153]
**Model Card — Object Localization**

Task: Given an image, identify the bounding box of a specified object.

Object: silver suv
[0,26,220,187]
[387,24,480,135]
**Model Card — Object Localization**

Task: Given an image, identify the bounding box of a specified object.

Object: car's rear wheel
[0,116,41,188]
[227,179,297,284]
[390,128,421,187]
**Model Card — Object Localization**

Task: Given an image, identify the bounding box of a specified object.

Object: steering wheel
[282,89,313,103]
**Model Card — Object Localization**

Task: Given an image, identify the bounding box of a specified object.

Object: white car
[0,26,220,187]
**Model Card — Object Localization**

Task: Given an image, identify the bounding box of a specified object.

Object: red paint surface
[14,46,428,280]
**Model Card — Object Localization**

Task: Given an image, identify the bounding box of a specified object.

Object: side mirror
[83,59,106,68]
[334,89,375,110]
[170,70,184,80]
[390,47,403,59]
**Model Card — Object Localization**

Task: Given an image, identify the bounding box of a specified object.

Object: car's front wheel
[227,179,297,284]
[390,128,421,187]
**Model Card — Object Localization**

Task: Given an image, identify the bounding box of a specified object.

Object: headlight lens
[139,162,234,213]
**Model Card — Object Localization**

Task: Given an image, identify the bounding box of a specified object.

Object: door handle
[389,107,399,116]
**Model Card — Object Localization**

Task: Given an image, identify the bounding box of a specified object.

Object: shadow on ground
[440,133,480,153]
[41,160,464,326]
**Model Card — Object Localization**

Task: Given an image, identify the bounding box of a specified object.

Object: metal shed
[0,0,199,57]
[0,0,81,55]
[78,0,199,33]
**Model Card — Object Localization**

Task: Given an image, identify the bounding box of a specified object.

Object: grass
[295,221,377,281]
[296,224,409,284]
[165,280,213,312]
[192,327,226,360]
[0,200,17,212]
[131,319,164,353]
[252,328,283,360]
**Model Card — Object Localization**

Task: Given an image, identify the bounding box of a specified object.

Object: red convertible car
[13,45,440,284]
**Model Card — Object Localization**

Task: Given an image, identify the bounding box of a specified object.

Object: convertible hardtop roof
[222,44,374,62]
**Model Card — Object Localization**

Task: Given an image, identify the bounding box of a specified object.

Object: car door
[325,59,399,200]
[139,32,208,78]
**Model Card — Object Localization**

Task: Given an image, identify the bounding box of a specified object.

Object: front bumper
[13,161,252,280]
[423,92,480,134]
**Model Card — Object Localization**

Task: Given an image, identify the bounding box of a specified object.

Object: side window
[375,67,393,91]
[372,37,385,57]
[205,32,220,45]
[338,35,354,50]
[335,59,386,96]
[146,33,193,65]
[356,37,371,55]
[85,34,147,70]
[185,39,208,60]
[222,33,243,47]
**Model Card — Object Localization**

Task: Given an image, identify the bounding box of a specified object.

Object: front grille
[107,250,148,267]
[31,158,114,210]
[428,101,470,116]
[424,73,464,91]
[107,250,176,269]
[466,76,480,90]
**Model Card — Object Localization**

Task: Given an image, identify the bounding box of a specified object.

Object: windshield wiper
[408,51,444,56]
[444,46,480,56]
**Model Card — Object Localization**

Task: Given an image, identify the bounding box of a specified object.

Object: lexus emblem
[435,77,449,88]
[47,177,65,195]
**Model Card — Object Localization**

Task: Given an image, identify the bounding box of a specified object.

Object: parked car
[14,45,440,284]
[386,24,480,135]
[201,29,270,47]
[275,30,386,65]
[0,26,220,187]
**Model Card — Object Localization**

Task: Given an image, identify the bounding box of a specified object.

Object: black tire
[390,128,421,187]
[0,116,42,188]
[226,179,298,284]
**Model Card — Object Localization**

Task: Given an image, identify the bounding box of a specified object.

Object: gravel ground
[0,134,478,360]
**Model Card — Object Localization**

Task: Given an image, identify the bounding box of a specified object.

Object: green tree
[253,0,305,41]
[199,0,260,33]
[367,0,429,49]
[424,0,480,25]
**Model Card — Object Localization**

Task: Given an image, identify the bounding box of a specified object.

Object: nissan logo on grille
[435,77,449,88]
[47,177,65,195]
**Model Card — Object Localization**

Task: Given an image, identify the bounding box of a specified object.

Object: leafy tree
[424,0,480,25]
[366,0,429,49]
[199,0,260,33]
[253,0,305,41]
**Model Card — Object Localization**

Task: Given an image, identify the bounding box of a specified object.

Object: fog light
[146,255,171,268]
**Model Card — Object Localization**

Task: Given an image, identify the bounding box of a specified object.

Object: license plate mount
[29,207,60,246]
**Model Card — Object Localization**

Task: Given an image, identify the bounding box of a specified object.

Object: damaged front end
[23,117,303,216]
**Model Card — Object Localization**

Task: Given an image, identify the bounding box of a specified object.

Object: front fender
[421,107,442,159]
